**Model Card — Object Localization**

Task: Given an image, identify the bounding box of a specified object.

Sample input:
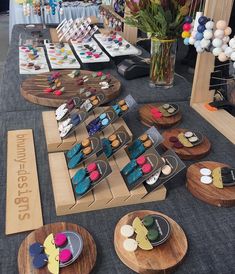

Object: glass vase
[149,37,177,89]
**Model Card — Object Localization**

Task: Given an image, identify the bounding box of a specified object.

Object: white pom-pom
[205,21,214,30]
[223,36,230,44]
[203,30,213,40]
[189,37,196,45]
[212,38,223,48]
[224,46,233,57]
[212,47,222,56]
[196,46,204,53]
[214,29,224,39]
[229,37,235,49]
[231,52,235,61]
[200,38,211,49]
[194,40,201,48]
[218,52,228,62]
[221,44,228,51]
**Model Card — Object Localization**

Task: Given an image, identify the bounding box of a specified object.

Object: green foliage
[125,1,188,39]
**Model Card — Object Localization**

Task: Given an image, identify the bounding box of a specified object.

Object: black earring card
[60,109,89,139]
[101,125,132,158]
[125,126,164,159]
[143,149,186,194]
[79,92,106,113]
[56,97,82,122]
[121,147,165,191]
[72,153,112,200]
[66,134,103,169]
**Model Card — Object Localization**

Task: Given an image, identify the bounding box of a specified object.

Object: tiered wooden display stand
[186,161,235,207]
[21,70,121,107]
[114,210,188,274]
[18,222,97,274]
[42,107,167,216]
[138,104,182,128]
[161,128,211,160]
[191,0,235,144]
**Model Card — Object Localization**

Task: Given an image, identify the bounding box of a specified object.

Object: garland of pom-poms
[182,0,235,68]
[20,0,63,16]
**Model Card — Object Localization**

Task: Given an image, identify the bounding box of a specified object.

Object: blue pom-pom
[185,16,193,23]
[198,16,208,25]
[184,38,190,45]
[195,32,203,41]
[197,25,206,33]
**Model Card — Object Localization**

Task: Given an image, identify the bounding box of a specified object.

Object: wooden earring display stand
[190,0,235,144]
[186,161,235,207]
[42,107,127,153]
[46,108,166,216]
[114,210,188,274]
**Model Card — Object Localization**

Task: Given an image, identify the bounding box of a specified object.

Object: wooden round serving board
[114,210,188,274]
[138,104,182,128]
[186,161,235,207]
[161,128,211,160]
[18,222,97,274]
[21,70,121,107]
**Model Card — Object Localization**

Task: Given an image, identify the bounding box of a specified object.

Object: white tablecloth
[9,0,100,40]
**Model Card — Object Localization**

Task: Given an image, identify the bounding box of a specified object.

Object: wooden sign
[6,129,43,235]
[18,222,97,274]
[114,210,188,274]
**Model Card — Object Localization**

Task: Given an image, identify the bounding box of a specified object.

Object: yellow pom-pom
[182,31,190,38]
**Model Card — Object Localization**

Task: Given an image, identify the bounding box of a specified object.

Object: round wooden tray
[114,210,188,274]
[186,161,235,207]
[18,222,97,274]
[138,104,182,128]
[21,70,121,107]
[161,128,211,160]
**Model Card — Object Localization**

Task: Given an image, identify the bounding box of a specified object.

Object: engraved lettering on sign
[14,134,31,221]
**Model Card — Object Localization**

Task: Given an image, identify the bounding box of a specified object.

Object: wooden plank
[6,130,43,234]
[192,103,235,144]
[48,153,76,215]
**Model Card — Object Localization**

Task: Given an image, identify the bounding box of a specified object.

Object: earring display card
[55,97,82,122]
[19,46,50,74]
[101,125,132,158]
[144,150,186,194]
[66,134,103,169]
[121,147,165,191]
[59,109,88,139]
[87,95,137,136]
[94,33,140,57]
[71,38,110,63]
[71,153,112,200]
[125,126,164,159]
[44,41,81,69]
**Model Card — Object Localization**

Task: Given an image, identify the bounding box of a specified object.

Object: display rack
[190,0,235,144]
[46,107,167,216]
[101,4,138,44]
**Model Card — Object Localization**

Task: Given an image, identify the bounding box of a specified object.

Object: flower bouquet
[125,0,191,88]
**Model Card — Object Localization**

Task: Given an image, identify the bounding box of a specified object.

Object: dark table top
[0,24,235,274]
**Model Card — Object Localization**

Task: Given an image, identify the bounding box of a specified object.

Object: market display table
[0,25,235,274]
